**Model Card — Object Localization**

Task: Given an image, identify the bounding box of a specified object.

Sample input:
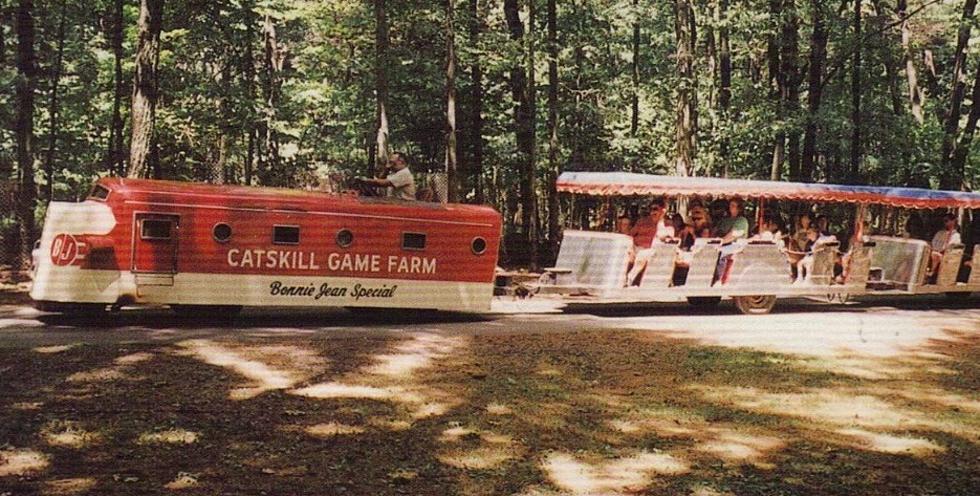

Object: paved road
[1,295,977,354]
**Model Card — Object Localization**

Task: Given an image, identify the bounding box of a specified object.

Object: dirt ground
[0,298,978,495]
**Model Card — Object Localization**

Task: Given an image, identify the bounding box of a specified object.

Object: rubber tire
[734,295,777,315]
[34,301,108,315]
[687,297,722,308]
[945,291,971,300]
[171,304,242,322]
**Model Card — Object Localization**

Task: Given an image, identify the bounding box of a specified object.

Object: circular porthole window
[471,237,488,255]
[336,229,354,248]
[212,223,232,243]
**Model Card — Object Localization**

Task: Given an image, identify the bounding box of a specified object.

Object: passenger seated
[670,213,695,250]
[787,213,813,269]
[627,200,674,285]
[928,213,961,283]
[752,215,785,250]
[794,228,837,284]
[711,198,749,285]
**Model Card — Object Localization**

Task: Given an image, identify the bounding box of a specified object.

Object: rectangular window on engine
[402,232,426,251]
[273,225,300,245]
[90,184,110,201]
[141,219,173,240]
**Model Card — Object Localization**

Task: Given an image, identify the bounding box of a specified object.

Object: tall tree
[260,13,284,182]
[242,0,257,185]
[898,0,924,124]
[849,0,862,182]
[44,0,67,201]
[444,0,458,202]
[781,0,801,181]
[15,0,36,269]
[547,0,560,254]
[128,0,163,178]
[504,0,537,261]
[106,0,126,176]
[630,0,640,136]
[717,0,732,176]
[674,0,696,177]
[374,0,390,176]
[939,0,977,190]
[950,63,980,184]
[801,0,826,181]
[467,0,484,203]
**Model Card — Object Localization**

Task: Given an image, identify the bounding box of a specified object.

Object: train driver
[712,198,749,285]
[358,152,417,201]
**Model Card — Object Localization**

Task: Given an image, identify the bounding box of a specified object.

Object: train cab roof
[88,177,501,223]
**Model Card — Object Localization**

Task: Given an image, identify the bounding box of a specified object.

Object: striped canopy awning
[556,172,980,209]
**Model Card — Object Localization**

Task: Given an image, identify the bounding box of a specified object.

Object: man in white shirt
[359,152,417,200]
[929,213,961,282]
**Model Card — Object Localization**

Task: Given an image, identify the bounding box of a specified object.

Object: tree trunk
[849,0,862,183]
[44,0,66,201]
[445,0,458,202]
[15,0,36,269]
[243,0,257,185]
[873,0,902,115]
[718,0,731,176]
[468,0,484,203]
[630,0,639,137]
[374,0,390,177]
[261,13,283,183]
[547,0,560,256]
[128,0,163,179]
[950,63,980,186]
[781,0,801,181]
[504,0,537,264]
[768,0,783,180]
[107,0,126,176]
[898,0,924,124]
[939,0,977,190]
[674,0,696,177]
[801,0,826,182]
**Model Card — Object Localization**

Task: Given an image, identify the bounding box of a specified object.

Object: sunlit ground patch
[138,428,199,445]
[438,428,523,470]
[836,428,945,455]
[10,401,44,411]
[41,421,101,448]
[178,340,325,400]
[694,430,785,466]
[43,477,97,495]
[304,422,366,437]
[366,417,413,431]
[291,381,397,400]
[485,403,513,415]
[0,448,49,477]
[33,344,78,354]
[164,472,199,490]
[366,333,464,378]
[696,386,928,429]
[542,451,689,495]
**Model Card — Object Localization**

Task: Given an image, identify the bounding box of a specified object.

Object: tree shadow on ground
[1,319,978,495]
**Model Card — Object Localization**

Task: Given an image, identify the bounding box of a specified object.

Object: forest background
[1,0,978,269]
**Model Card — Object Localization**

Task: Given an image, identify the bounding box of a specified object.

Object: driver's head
[387,152,407,171]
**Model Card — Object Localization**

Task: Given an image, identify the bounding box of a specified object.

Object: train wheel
[734,295,777,315]
[171,305,242,322]
[687,297,722,308]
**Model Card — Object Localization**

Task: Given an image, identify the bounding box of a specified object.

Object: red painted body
[83,178,501,285]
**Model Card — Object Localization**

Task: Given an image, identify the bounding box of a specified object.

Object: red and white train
[30,178,502,316]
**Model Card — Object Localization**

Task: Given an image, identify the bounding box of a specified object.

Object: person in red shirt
[629,200,673,248]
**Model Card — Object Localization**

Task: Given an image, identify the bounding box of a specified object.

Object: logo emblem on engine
[50,234,79,266]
